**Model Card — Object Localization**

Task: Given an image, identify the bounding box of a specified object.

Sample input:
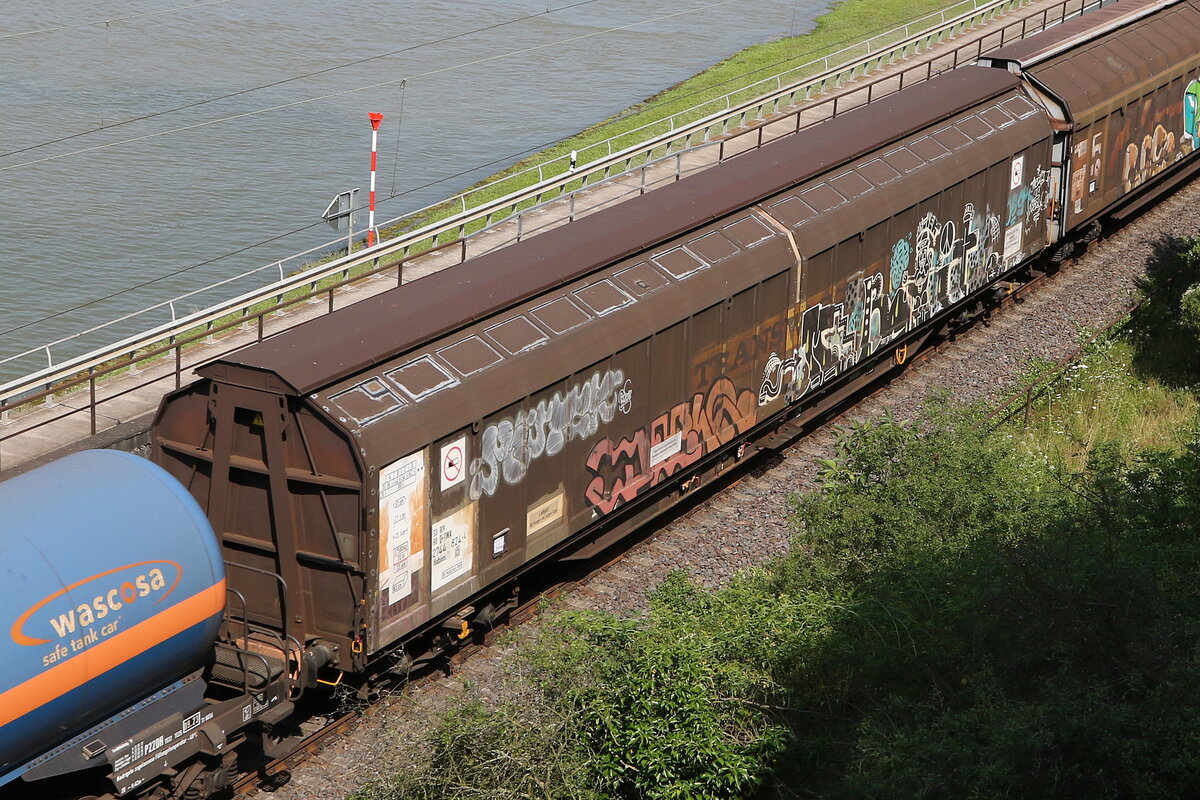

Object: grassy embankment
[375,0,993,242]
[351,242,1200,800]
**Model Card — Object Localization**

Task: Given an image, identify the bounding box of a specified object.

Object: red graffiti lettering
[583,377,757,514]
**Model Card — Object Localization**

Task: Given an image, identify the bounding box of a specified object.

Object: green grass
[1006,240,1200,468]
[1008,339,1200,469]
[375,0,1008,244]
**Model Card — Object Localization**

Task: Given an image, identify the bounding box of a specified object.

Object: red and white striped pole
[368,112,384,247]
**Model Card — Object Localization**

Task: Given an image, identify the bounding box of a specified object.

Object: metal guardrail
[0,0,1042,386]
[0,0,1111,471]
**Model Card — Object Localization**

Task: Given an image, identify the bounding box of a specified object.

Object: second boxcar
[981,0,1200,243]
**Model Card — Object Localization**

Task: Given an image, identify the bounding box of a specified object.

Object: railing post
[89,369,97,436]
[175,340,182,389]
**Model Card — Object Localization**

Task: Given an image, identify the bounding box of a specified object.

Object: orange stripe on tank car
[0,579,226,728]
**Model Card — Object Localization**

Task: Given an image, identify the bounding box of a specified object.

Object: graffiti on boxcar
[758,349,801,405]
[583,377,757,514]
[759,199,1015,405]
[1184,79,1200,148]
[1121,125,1177,194]
[1107,88,1196,202]
[468,369,630,500]
[1008,169,1050,231]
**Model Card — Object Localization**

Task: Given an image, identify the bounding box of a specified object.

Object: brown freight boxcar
[153,65,1053,676]
[980,0,1200,247]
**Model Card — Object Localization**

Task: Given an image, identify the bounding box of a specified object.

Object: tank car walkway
[0,0,1081,479]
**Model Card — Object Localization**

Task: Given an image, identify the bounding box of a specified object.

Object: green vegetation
[354,240,1200,800]
[399,0,990,220]
[373,0,992,244]
[1015,239,1200,467]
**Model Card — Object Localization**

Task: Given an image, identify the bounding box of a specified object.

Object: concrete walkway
[0,0,1079,478]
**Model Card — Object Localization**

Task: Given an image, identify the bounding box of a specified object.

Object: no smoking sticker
[441,436,466,491]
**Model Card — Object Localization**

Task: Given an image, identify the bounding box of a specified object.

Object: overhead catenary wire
[0,0,780,338]
[0,0,240,40]
[0,0,746,174]
[0,0,610,161]
[0,132,566,341]
[390,80,407,198]
[0,217,331,340]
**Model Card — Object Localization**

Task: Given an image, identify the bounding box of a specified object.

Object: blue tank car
[0,451,226,790]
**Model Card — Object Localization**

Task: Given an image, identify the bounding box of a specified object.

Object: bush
[1180,281,1200,337]
[525,575,795,800]
[351,700,598,800]
[769,410,1200,798]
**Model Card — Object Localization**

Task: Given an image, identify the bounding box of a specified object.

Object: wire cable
[0,0,239,41]
[0,0,609,161]
[389,80,407,197]
[0,0,746,174]
[0,132,570,339]
[0,216,333,339]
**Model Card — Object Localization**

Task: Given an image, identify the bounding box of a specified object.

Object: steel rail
[226,199,1133,800]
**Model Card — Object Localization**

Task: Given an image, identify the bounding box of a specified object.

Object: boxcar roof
[204,67,1020,396]
[984,0,1200,128]
[983,0,1186,67]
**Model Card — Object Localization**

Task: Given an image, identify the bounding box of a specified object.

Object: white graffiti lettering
[468,369,629,499]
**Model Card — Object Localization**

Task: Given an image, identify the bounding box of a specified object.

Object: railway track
[5,4,1190,799]
[229,164,1200,799]
[231,526,638,796]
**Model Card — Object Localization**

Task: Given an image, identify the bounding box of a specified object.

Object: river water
[0,0,833,378]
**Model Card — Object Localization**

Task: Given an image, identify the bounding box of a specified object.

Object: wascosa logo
[10,561,182,646]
